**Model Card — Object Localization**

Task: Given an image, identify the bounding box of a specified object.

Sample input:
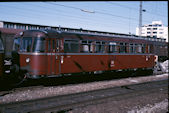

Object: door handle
[61,56,64,64]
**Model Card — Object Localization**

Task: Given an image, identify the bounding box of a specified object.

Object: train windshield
[0,38,4,51]
[18,37,45,52]
[32,37,46,52]
[20,37,32,52]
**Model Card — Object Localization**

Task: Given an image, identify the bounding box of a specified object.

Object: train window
[129,44,134,53]
[142,44,146,53]
[119,43,126,53]
[64,43,70,52]
[137,44,142,53]
[150,45,154,53]
[95,41,105,53]
[81,40,89,52]
[64,40,79,53]
[48,40,51,52]
[13,38,20,51]
[21,37,32,52]
[80,40,94,53]
[125,43,128,53]
[82,40,87,43]
[71,43,79,52]
[147,45,150,53]
[32,38,46,52]
[56,40,59,52]
[134,44,138,53]
[109,42,117,53]
[52,40,55,52]
[0,38,4,51]
[82,45,89,52]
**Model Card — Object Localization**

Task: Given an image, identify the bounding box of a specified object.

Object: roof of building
[0,28,23,34]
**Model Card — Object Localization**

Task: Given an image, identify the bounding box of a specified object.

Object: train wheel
[8,64,27,86]
[131,68,153,77]
[0,73,25,90]
[0,69,27,90]
[10,71,27,87]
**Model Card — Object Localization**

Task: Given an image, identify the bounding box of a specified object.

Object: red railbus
[11,29,157,79]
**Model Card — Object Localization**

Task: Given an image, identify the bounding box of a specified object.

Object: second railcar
[12,29,156,79]
[0,38,4,76]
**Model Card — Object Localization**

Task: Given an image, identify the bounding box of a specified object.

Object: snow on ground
[127,99,168,113]
[160,60,168,73]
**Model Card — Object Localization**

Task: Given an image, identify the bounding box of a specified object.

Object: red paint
[20,54,155,76]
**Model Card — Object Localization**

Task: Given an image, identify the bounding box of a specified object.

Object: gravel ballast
[0,73,168,104]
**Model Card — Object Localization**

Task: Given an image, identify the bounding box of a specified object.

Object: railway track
[0,79,167,113]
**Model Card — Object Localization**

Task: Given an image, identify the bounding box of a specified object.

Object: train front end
[12,30,48,79]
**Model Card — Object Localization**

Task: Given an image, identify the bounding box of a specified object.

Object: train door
[47,38,60,75]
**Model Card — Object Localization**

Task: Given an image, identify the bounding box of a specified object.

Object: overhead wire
[45,2,139,21]
[106,1,167,17]
[0,4,132,32]
[0,2,167,34]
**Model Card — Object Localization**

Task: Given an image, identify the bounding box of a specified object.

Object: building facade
[136,21,168,42]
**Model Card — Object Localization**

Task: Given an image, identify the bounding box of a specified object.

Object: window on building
[39,27,45,30]
[4,23,15,29]
[153,35,157,38]
[153,28,157,30]
[153,24,158,27]
[147,32,151,34]
[147,28,151,30]
[16,24,26,29]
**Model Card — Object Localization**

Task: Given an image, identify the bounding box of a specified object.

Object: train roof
[46,29,166,43]
[19,29,166,44]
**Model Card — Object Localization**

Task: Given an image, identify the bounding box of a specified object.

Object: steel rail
[0,79,167,113]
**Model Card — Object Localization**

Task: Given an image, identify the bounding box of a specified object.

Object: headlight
[26,58,30,63]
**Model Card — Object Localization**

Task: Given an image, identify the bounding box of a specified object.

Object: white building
[136,21,168,42]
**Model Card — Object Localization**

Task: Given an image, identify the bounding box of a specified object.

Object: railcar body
[12,29,156,79]
[0,38,4,76]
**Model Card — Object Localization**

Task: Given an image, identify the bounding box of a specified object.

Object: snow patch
[160,60,168,73]
[129,79,138,83]
[127,99,168,113]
